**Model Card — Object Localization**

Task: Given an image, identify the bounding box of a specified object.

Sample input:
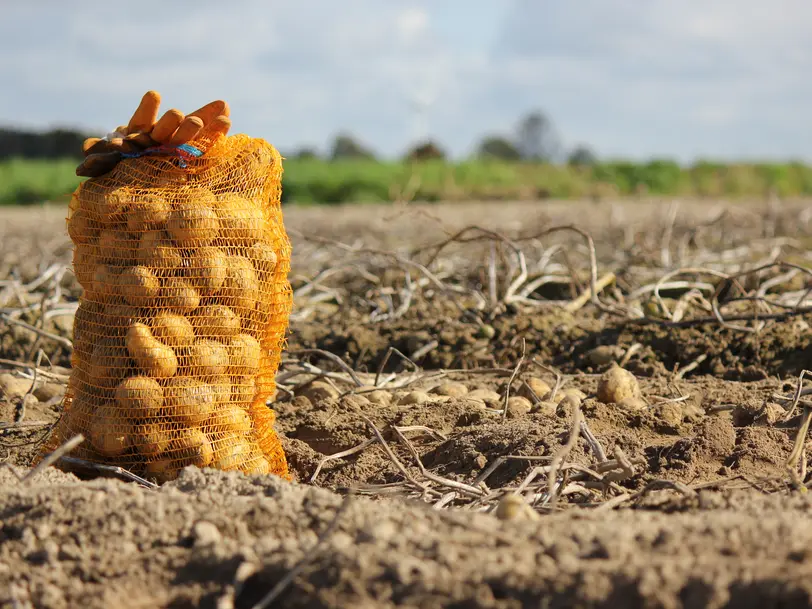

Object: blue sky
[2,1,810,162]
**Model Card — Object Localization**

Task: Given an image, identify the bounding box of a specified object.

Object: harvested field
[2,197,812,608]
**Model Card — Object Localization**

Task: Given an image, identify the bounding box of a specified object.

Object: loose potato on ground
[160,277,200,312]
[126,193,171,231]
[132,424,172,458]
[184,339,229,377]
[170,428,214,468]
[192,304,240,338]
[90,405,133,457]
[184,246,228,294]
[208,405,252,435]
[167,205,220,247]
[163,377,216,425]
[137,230,184,272]
[597,364,642,404]
[126,322,178,378]
[119,266,161,307]
[115,376,164,418]
[150,311,195,347]
[221,256,259,311]
[226,333,261,375]
[216,195,265,244]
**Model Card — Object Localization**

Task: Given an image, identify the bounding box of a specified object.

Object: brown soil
[2,199,812,608]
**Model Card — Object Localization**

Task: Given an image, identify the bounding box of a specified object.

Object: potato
[163,377,216,425]
[137,230,184,271]
[184,339,228,377]
[207,375,232,405]
[221,256,259,311]
[192,305,240,338]
[126,322,178,378]
[208,405,252,435]
[97,227,137,264]
[67,206,100,244]
[102,303,144,336]
[170,428,214,468]
[160,277,200,312]
[596,364,641,405]
[133,424,172,458]
[211,434,252,471]
[241,301,272,338]
[88,340,130,388]
[115,376,163,418]
[73,242,99,288]
[119,266,161,307]
[231,376,256,406]
[87,264,120,303]
[184,246,228,294]
[126,193,171,231]
[150,311,195,347]
[167,205,220,247]
[241,456,271,476]
[90,405,132,457]
[249,241,277,284]
[102,187,133,224]
[226,333,261,375]
[145,458,178,482]
[216,195,265,243]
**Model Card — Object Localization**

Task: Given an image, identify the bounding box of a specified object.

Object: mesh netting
[43,134,292,482]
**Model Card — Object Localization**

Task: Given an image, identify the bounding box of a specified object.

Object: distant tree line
[0,127,87,160]
[289,110,599,166]
[1,107,600,164]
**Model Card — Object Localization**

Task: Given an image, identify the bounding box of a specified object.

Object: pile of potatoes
[63,173,286,482]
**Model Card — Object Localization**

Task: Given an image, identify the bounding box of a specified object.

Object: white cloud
[0,0,810,161]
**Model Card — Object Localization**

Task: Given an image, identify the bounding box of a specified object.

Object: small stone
[474,453,488,469]
[532,401,558,416]
[365,390,391,406]
[597,364,641,404]
[431,382,468,398]
[192,521,221,547]
[517,378,551,402]
[617,396,648,412]
[398,391,430,406]
[300,381,339,404]
[506,396,532,419]
[655,402,683,427]
[586,345,623,367]
[467,388,501,403]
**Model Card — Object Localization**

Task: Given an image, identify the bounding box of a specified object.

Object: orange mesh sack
[44,132,292,482]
